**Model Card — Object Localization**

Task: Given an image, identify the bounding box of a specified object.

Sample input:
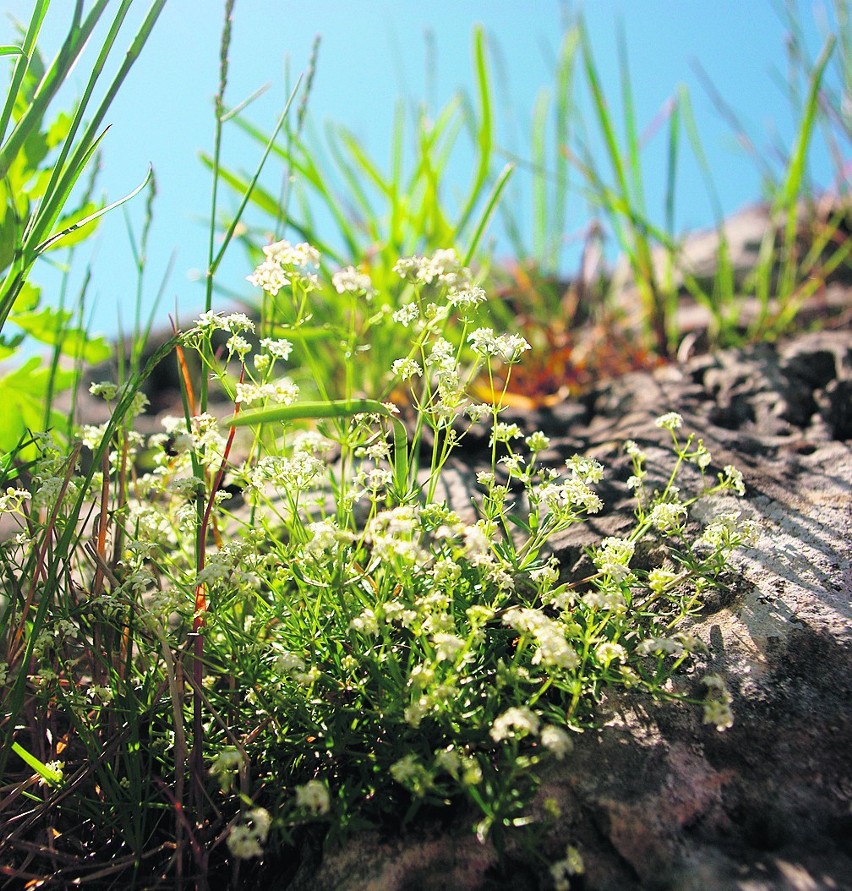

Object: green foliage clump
[0,247,758,884]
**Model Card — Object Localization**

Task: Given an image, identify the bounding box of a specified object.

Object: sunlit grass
[0,1,848,887]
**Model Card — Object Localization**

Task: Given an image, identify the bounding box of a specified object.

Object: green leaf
[11,306,112,363]
[12,281,40,312]
[0,357,74,451]
[11,741,63,786]
[21,119,50,172]
[225,398,413,498]
[11,41,45,119]
[0,211,19,273]
[40,200,101,251]
[34,163,149,256]
[45,110,73,150]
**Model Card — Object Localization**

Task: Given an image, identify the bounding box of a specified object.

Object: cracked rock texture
[286,329,852,891]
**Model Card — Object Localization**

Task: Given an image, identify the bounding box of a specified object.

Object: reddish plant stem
[189,368,244,818]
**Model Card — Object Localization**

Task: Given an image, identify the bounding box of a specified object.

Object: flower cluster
[5,236,763,879]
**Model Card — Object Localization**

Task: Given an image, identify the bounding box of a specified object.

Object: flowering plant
[0,243,758,882]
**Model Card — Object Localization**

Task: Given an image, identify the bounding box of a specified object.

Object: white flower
[349,609,379,637]
[525,431,550,452]
[259,337,294,361]
[246,259,290,297]
[462,523,491,559]
[0,487,31,514]
[332,265,374,297]
[432,632,466,662]
[596,641,627,664]
[391,358,423,380]
[235,378,299,407]
[295,780,331,815]
[648,565,679,594]
[274,652,306,675]
[403,697,430,728]
[476,471,495,487]
[720,464,746,496]
[703,698,734,732]
[89,380,118,400]
[648,501,687,532]
[637,636,684,657]
[550,845,584,891]
[624,439,645,459]
[392,303,420,327]
[593,537,635,581]
[195,310,255,333]
[227,808,271,859]
[529,561,559,589]
[490,706,540,742]
[390,753,433,795]
[702,675,734,731]
[700,511,758,549]
[565,455,604,484]
[655,411,683,430]
[393,256,421,281]
[497,333,532,363]
[210,748,243,790]
[468,327,499,356]
[465,403,491,423]
[489,422,522,445]
[582,585,626,611]
[447,286,486,308]
[541,725,573,759]
[263,239,320,268]
[226,333,251,356]
[394,249,471,288]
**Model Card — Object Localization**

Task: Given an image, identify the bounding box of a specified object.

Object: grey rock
[285,329,852,891]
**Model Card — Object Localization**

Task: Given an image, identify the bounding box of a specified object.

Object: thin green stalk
[201,0,236,415]
[0,0,49,145]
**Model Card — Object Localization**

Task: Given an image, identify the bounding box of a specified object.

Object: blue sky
[2,1,843,339]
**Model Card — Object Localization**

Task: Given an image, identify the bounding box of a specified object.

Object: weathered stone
[283,329,852,891]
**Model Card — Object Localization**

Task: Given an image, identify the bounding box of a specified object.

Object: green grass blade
[224,398,411,496]
[0,0,50,147]
[549,27,579,271]
[35,164,152,254]
[770,35,836,326]
[336,125,393,199]
[531,87,550,260]
[389,100,405,246]
[581,26,630,203]
[212,80,300,273]
[678,85,725,226]
[326,125,384,241]
[617,19,645,213]
[11,741,64,785]
[778,36,835,213]
[24,0,166,253]
[0,0,97,181]
[453,25,494,239]
[664,96,680,237]
[33,0,134,218]
[463,162,514,266]
[225,114,363,257]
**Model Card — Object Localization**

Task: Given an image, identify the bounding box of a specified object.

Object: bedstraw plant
[1,242,758,886]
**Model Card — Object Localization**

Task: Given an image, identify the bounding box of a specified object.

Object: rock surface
[286,329,852,891]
